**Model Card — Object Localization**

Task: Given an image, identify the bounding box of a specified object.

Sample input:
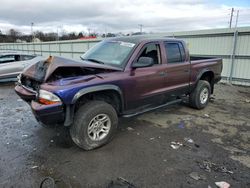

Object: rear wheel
[189,80,211,109]
[70,100,118,150]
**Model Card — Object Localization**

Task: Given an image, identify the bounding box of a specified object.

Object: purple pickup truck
[15,36,222,150]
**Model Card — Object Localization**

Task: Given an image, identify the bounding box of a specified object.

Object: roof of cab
[0,52,37,56]
[106,35,183,45]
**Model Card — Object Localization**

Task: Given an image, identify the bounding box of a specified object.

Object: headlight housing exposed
[17,74,22,84]
[38,89,61,105]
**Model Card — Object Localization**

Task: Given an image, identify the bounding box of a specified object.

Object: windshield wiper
[82,58,105,64]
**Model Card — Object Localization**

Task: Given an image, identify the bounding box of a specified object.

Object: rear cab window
[164,42,186,64]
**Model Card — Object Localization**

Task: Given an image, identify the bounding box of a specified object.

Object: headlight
[38,89,61,105]
[17,74,21,84]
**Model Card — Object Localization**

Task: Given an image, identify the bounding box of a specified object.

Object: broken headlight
[17,74,22,84]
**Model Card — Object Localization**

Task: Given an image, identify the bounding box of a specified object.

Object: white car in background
[0,52,44,80]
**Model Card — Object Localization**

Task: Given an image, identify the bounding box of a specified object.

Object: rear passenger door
[163,41,190,95]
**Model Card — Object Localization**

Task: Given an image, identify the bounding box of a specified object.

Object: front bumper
[15,85,65,125]
[15,85,36,102]
[31,100,64,125]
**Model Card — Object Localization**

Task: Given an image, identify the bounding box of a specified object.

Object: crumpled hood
[22,56,122,82]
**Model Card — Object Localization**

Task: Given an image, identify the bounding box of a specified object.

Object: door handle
[184,69,190,73]
[158,71,167,76]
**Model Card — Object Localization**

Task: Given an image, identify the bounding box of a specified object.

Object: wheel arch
[72,85,124,114]
[197,70,215,94]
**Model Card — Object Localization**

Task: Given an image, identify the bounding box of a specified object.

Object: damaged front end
[16,55,121,99]
[15,77,65,125]
[15,56,54,102]
[15,56,121,126]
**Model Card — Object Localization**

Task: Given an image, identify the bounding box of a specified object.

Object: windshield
[81,40,136,68]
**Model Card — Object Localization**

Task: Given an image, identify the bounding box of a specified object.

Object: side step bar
[122,99,182,118]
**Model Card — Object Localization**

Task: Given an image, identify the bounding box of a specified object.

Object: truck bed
[190,55,219,62]
[189,55,223,86]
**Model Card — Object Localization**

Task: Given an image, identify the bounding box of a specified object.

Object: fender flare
[71,84,124,110]
[196,69,213,82]
[194,69,215,86]
[194,69,215,94]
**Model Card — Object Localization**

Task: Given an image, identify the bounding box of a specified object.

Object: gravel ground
[0,82,249,188]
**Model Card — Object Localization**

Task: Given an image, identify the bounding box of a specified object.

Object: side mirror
[132,57,154,68]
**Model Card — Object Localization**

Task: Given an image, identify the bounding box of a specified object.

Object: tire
[189,80,211,109]
[70,100,118,150]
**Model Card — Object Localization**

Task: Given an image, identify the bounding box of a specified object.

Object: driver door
[126,42,167,109]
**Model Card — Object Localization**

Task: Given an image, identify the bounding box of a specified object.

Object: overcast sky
[0,0,249,34]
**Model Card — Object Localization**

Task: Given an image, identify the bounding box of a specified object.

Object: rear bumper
[15,85,65,125]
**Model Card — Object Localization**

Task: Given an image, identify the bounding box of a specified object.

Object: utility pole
[235,10,239,28]
[87,28,91,36]
[138,24,143,33]
[31,22,34,42]
[57,27,59,41]
[229,8,234,28]
[57,26,62,41]
[31,22,35,54]
[104,27,107,38]
[229,9,239,83]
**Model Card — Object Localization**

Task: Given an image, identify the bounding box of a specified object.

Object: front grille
[20,75,40,92]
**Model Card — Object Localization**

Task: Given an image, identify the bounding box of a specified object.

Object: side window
[14,55,21,61]
[22,55,35,61]
[179,43,186,61]
[137,43,160,65]
[164,42,184,63]
[0,55,15,64]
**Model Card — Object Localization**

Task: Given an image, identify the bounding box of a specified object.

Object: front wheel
[189,80,211,109]
[70,101,118,150]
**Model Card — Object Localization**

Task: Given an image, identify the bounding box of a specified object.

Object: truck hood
[22,56,122,82]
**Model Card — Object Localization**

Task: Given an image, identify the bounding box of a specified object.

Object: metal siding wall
[177,36,234,83]
[171,28,250,86]
[180,36,233,55]
[0,40,100,58]
[234,59,250,79]
[237,35,250,55]
[221,58,231,79]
